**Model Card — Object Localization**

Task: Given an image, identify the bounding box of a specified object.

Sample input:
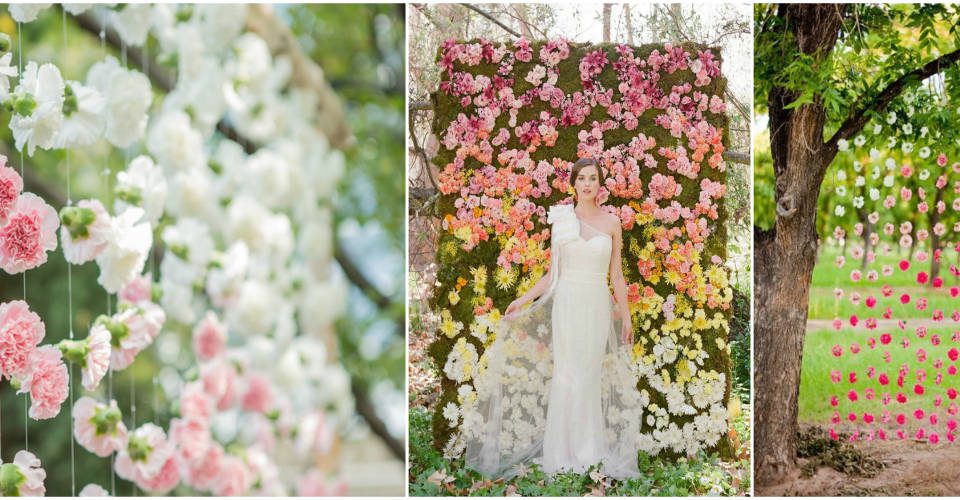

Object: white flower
[110,4,152,47]
[0,53,18,100]
[298,211,333,280]
[147,109,206,173]
[885,158,896,170]
[60,199,112,265]
[298,279,347,335]
[227,280,280,337]
[86,57,152,148]
[226,195,272,252]
[869,188,880,201]
[837,138,849,151]
[165,69,226,137]
[115,155,167,226]
[853,135,866,147]
[195,4,248,54]
[9,4,51,23]
[883,175,894,187]
[205,242,249,309]
[52,81,104,148]
[920,126,929,137]
[834,205,846,217]
[886,111,897,124]
[852,196,864,209]
[854,175,865,187]
[62,4,95,15]
[919,169,930,181]
[165,169,219,223]
[78,483,109,496]
[834,185,846,197]
[9,61,64,156]
[242,149,299,209]
[836,170,846,181]
[872,123,882,135]
[95,207,152,293]
[443,402,460,427]
[901,142,914,154]
[902,123,913,135]
[919,146,931,159]
[162,218,214,269]
[2,450,46,496]
[852,161,861,172]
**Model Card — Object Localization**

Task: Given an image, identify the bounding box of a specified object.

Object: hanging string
[16,19,29,454]
[62,9,77,496]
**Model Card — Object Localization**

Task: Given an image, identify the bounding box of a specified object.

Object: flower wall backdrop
[0,4,364,496]
[427,38,735,458]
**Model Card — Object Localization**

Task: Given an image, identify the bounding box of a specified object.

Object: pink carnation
[201,359,238,411]
[169,417,211,466]
[0,158,23,225]
[179,380,214,422]
[18,345,68,419]
[115,423,174,484]
[72,397,127,457]
[59,199,112,265]
[183,441,223,492]
[0,192,59,274]
[119,273,152,304]
[297,469,347,496]
[241,373,274,414]
[3,450,46,496]
[0,299,44,379]
[81,323,111,391]
[138,456,180,494]
[110,301,166,370]
[192,311,227,362]
[212,454,252,496]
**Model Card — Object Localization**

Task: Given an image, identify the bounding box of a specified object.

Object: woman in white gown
[463,158,647,479]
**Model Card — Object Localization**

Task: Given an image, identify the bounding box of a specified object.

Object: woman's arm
[504,251,553,316]
[609,219,633,343]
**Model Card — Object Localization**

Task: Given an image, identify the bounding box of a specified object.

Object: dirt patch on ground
[757,426,960,496]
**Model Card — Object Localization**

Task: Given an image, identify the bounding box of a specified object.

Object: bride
[463,157,647,479]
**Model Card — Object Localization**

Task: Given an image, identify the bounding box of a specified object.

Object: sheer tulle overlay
[463,204,647,479]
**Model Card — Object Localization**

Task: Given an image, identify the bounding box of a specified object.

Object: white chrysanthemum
[110,4,152,46]
[95,207,152,293]
[164,169,219,224]
[226,195,272,252]
[165,69,226,137]
[147,109,206,173]
[9,62,64,156]
[242,149,299,209]
[195,4,248,54]
[86,56,152,148]
[52,81,104,148]
[9,4,51,23]
[231,33,273,88]
[115,155,167,226]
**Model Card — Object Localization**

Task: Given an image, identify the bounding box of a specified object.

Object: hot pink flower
[72,397,127,457]
[192,311,227,362]
[18,345,68,419]
[0,159,23,225]
[0,192,59,274]
[0,299,44,379]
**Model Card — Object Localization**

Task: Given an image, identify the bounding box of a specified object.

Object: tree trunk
[602,4,612,43]
[755,4,844,486]
[624,3,635,45]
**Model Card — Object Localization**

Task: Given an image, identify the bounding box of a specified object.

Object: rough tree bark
[754,3,845,486]
[602,4,612,43]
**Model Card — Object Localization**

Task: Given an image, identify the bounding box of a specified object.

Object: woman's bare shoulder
[602,212,622,231]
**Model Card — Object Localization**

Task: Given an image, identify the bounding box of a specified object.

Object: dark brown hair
[571,157,605,184]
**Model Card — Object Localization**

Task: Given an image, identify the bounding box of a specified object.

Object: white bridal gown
[463,204,645,479]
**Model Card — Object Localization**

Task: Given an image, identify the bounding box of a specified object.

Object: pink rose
[0,299,45,379]
[72,397,127,457]
[19,345,68,419]
[0,192,59,274]
[192,311,227,362]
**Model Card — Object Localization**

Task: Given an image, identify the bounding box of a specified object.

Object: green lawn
[407,406,751,496]
[808,245,960,320]
[799,328,958,424]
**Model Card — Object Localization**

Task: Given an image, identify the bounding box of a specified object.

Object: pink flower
[0,159,23,225]
[119,273,152,304]
[18,345,68,419]
[138,456,180,494]
[115,423,175,484]
[241,373,274,414]
[109,301,166,370]
[192,311,227,362]
[201,359,237,411]
[59,323,111,392]
[212,454,252,496]
[72,397,127,457]
[298,469,347,496]
[0,192,59,274]
[0,299,44,380]
[179,380,214,423]
[169,417,211,466]
[1,450,46,496]
[59,199,111,265]
[78,484,109,496]
[183,441,223,492]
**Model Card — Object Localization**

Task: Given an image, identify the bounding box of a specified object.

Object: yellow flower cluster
[439,309,464,338]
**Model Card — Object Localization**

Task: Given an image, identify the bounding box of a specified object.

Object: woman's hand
[504,297,527,318]
[620,319,633,345]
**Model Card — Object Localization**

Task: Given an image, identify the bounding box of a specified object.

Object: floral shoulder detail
[547,203,575,225]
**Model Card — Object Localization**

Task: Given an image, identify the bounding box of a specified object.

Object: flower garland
[428,38,735,459]
[0,4,352,495]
